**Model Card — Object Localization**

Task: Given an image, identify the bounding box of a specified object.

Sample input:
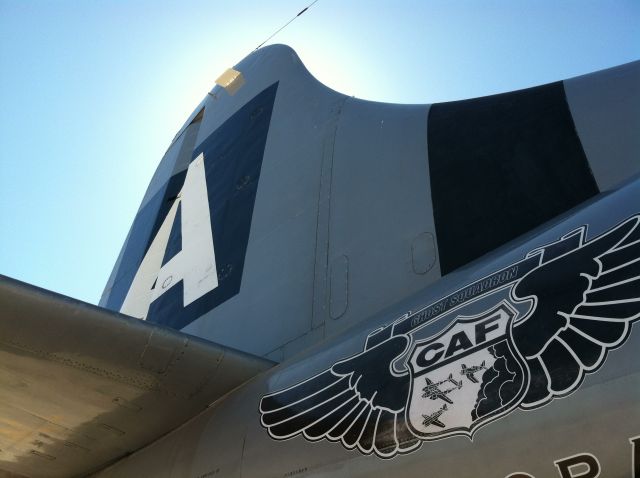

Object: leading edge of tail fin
[108,82,279,330]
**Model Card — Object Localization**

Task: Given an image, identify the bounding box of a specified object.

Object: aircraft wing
[432,419,445,428]
[0,275,274,478]
[438,394,453,405]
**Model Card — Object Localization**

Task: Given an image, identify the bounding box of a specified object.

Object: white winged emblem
[260,215,640,457]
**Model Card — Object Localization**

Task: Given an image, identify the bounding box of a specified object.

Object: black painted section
[104,172,187,312]
[106,82,279,329]
[162,202,182,267]
[428,82,599,274]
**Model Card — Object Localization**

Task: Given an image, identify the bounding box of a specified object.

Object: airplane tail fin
[97,46,640,363]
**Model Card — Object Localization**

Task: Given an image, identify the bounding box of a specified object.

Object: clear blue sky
[1,0,639,304]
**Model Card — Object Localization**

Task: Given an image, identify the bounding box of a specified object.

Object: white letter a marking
[120,153,218,319]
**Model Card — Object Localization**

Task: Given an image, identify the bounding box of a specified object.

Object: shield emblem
[406,301,528,440]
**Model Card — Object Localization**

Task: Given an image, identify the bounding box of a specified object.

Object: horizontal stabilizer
[0,276,274,478]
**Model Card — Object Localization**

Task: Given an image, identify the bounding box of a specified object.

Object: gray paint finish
[181,47,347,357]
[102,46,444,361]
[95,177,640,478]
[326,99,439,338]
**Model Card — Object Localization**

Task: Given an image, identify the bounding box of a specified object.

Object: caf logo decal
[260,215,640,458]
[406,301,527,440]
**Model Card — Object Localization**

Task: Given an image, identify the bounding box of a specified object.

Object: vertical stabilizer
[101,47,640,362]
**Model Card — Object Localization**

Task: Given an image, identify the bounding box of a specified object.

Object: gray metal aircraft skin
[0,44,638,478]
[92,46,640,477]
[95,182,640,478]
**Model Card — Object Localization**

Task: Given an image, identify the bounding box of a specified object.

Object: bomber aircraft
[421,375,462,404]
[460,361,487,384]
[422,405,448,429]
[1,44,639,478]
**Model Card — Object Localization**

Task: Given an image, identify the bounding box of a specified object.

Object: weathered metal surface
[0,277,273,478]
